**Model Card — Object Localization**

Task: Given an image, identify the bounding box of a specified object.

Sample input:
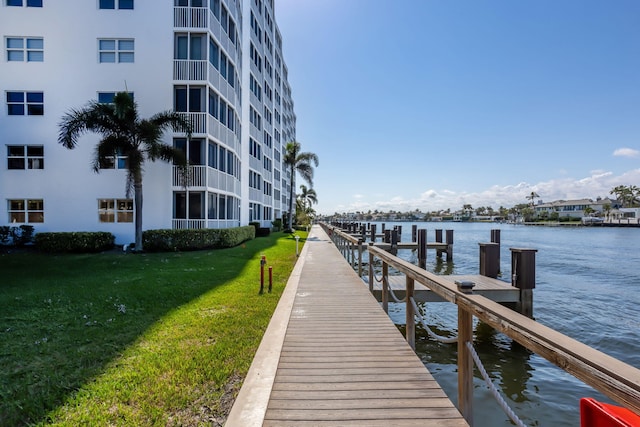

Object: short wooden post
[390,230,398,255]
[368,247,374,292]
[435,229,443,259]
[406,276,415,349]
[412,224,418,242]
[417,229,427,269]
[510,248,537,318]
[381,223,386,235]
[384,229,391,244]
[357,238,363,277]
[446,229,454,261]
[370,224,377,243]
[479,242,500,278]
[458,307,474,426]
[382,261,389,313]
[397,225,402,242]
[491,229,501,273]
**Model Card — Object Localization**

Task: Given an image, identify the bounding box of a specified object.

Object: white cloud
[613,148,640,158]
[325,170,640,214]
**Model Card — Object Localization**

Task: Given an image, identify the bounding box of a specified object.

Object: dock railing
[322,223,640,426]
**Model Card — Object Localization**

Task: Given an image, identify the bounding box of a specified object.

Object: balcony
[178,112,206,134]
[174,6,208,28]
[174,60,207,81]
[173,165,207,187]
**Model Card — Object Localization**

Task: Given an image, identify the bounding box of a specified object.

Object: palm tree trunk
[134,179,143,251]
[288,166,295,231]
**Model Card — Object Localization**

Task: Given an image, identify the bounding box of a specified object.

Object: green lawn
[0,231,306,426]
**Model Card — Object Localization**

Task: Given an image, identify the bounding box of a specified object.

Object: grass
[0,231,307,426]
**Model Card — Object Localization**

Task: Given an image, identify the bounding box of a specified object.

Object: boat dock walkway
[226,225,468,426]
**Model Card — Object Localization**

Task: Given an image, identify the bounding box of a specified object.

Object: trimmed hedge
[35,232,115,253]
[142,226,255,252]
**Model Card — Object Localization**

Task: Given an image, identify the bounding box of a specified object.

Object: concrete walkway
[225,225,467,426]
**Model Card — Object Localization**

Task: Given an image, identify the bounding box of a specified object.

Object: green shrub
[256,227,271,237]
[272,218,282,232]
[143,226,255,252]
[35,232,115,253]
[0,226,11,244]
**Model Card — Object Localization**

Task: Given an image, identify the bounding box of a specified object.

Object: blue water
[364,222,640,426]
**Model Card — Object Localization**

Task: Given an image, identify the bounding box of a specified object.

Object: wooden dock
[366,274,520,303]
[226,225,468,426]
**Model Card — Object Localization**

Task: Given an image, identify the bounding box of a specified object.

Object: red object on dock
[580,398,640,426]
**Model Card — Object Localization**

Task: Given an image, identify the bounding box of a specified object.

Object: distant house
[533,198,621,219]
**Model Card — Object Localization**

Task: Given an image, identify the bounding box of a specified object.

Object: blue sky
[274,0,640,215]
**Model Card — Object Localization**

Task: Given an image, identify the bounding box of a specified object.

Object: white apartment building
[0,0,296,244]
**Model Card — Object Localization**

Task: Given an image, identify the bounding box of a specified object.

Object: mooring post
[390,230,398,255]
[491,229,501,273]
[381,223,386,236]
[406,275,415,350]
[412,224,418,242]
[397,225,402,242]
[458,307,474,426]
[384,229,391,244]
[435,229,443,259]
[368,247,374,292]
[417,229,427,269]
[370,224,377,243]
[510,248,537,318]
[479,242,500,278]
[357,238,363,277]
[382,261,389,313]
[446,229,454,261]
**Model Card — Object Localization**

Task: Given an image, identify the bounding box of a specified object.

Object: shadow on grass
[0,232,299,426]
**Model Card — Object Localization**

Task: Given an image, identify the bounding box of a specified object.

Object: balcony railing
[174,6,207,28]
[179,112,206,134]
[173,165,207,187]
[172,219,207,229]
[174,60,207,81]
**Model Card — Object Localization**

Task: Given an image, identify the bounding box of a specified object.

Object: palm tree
[283,141,319,232]
[526,191,540,207]
[298,184,318,211]
[58,92,192,251]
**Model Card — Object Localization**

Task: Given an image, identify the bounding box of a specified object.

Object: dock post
[479,242,500,278]
[435,229,443,259]
[381,223,386,236]
[510,248,537,318]
[417,229,427,269]
[368,247,374,292]
[390,230,398,255]
[397,225,402,242]
[412,224,418,242]
[406,276,415,350]
[357,238,363,278]
[382,261,389,313]
[491,229,501,273]
[370,224,377,243]
[458,307,474,425]
[446,229,454,261]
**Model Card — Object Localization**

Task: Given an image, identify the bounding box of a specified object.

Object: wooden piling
[370,224,377,243]
[382,261,389,313]
[412,224,418,242]
[510,248,537,318]
[458,307,474,425]
[417,229,427,269]
[446,229,454,261]
[479,242,500,278]
[406,276,415,350]
[435,229,443,258]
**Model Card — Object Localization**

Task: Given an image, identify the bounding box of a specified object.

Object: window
[6,91,43,116]
[99,199,133,223]
[174,86,204,112]
[99,150,128,169]
[8,199,43,223]
[99,39,134,63]
[97,92,133,103]
[6,37,43,62]
[7,0,42,6]
[99,0,133,9]
[7,145,43,169]
[174,34,204,60]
